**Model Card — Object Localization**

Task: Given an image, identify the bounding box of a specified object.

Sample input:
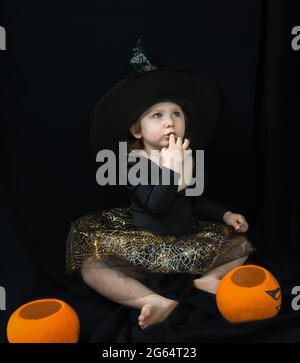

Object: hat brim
[90,67,223,154]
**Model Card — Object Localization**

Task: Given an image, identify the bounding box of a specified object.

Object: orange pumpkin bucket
[216,265,282,323]
[7,298,80,343]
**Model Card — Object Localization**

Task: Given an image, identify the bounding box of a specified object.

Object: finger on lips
[168,135,175,147]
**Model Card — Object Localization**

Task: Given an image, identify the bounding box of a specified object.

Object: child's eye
[152,112,182,119]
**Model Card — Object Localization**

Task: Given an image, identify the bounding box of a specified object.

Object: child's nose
[164,117,175,128]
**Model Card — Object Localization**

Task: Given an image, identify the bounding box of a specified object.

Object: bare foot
[193,276,220,294]
[137,293,178,329]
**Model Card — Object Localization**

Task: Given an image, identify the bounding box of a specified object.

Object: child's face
[130,102,186,153]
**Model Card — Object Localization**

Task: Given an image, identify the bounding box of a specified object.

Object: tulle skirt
[66,208,254,280]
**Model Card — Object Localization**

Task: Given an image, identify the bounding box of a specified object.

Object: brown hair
[127,121,144,154]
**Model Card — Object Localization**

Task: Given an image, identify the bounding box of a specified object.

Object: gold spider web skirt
[66,208,254,278]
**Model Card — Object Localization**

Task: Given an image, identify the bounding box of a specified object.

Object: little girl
[67,40,254,330]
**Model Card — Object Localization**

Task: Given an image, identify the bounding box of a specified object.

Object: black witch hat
[90,38,223,154]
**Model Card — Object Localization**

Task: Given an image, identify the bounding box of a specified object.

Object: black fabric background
[0,0,299,343]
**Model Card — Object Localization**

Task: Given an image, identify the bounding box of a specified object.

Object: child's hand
[160,134,190,175]
[223,211,249,232]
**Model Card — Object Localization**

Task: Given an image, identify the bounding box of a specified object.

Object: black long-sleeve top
[125,156,228,236]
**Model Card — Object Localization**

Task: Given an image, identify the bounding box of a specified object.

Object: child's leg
[193,255,249,294]
[81,260,155,306]
[81,261,178,329]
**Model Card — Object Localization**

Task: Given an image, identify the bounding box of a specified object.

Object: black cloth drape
[251,0,299,253]
[0,0,299,343]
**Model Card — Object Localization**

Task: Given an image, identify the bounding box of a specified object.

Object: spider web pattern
[66,208,254,275]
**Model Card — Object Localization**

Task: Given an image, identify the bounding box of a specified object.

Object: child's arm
[126,162,181,216]
[192,194,229,223]
[126,136,188,215]
[192,195,249,232]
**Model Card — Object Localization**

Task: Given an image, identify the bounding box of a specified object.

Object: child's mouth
[164,132,175,138]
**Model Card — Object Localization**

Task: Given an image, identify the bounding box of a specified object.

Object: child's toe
[142,305,153,318]
[139,321,147,329]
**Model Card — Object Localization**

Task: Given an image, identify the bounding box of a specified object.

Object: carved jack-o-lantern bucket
[7,299,80,343]
[216,265,282,323]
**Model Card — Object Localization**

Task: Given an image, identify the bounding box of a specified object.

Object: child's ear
[129,124,142,139]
